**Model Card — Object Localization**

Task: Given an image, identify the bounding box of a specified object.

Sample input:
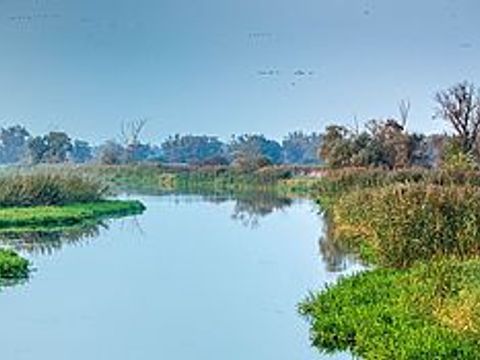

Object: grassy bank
[0,200,145,231]
[301,168,480,358]
[300,259,480,359]
[81,164,301,194]
[0,170,146,282]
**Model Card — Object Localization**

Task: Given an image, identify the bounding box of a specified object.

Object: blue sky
[0,0,479,143]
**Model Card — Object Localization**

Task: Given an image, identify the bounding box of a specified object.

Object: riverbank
[0,200,145,231]
[300,168,480,359]
[5,164,479,358]
[0,170,146,282]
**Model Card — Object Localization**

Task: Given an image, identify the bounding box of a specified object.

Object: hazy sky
[0,0,479,143]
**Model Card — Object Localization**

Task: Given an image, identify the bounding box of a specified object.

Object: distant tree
[320,118,417,169]
[161,134,227,164]
[319,125,353,168]
[42,131,73,163]
[119,119,149,163]
[366,119,409,169]
[434,81,480,155]
[96,140,126,165]
[120,119,148,147]
[0,125,30,163]
[26,136,48,164]
[70,139,93,163]
[229,134,283,168]
[282,131,323,164]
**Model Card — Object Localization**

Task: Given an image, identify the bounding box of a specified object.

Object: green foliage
[83,164,294,193]
[0,200,145,230]
[319,121,430,169]
[161,134,227,165]
[0,170,107,207]
[299,259,480,359]
[229,134,283,166]
[27,131,73,164]
[304,168,480,357]
[442,139,478,171]
[0,249,29,279]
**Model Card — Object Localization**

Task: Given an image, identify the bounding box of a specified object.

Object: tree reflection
[318,215,361,272]
[230,191,293,228]
[133,188,295,228]
[0,223,105,256]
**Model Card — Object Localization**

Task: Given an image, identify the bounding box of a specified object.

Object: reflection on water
[317,215,364,273]
[0,190,354,270]
[0,277,28,289]
[0,191,360,360]
[0,224,103,256]
[231,192,293,228]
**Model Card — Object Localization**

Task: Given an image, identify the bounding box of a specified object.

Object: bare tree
[434,81,480,154]
[120,118,148,146]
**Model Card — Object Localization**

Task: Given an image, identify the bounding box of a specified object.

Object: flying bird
[257,69,280,76]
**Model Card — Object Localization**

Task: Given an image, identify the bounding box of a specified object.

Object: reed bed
[329,183,480,267]
[312,167,480,199]
[0,170,107,207]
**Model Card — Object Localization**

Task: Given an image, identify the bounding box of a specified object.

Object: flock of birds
[7,13,61,23]
[248,30,317,87]
[256,68,316,87]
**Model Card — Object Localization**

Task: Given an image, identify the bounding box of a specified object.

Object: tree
[161,134,227,164]
[26,136,48,164]
[42,132,73,163]
[319,125,352,168]
[366,119,409,169]
[96,140,127,165]
[434,81,480,155]
[229,134,283,168]
[0,125,30,163]
[70,140,93,163]
[120,119,148,163]
[282,131,323,164]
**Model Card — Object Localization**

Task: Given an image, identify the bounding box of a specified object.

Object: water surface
[0,193,359,359]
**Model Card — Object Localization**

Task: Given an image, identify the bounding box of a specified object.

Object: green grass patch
[0,249,29,279]
[300,259,480,359]
[0,200,145,230]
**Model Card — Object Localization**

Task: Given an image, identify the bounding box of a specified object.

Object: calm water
[0,193,360,360]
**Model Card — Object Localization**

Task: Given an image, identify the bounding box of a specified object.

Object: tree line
[320,81,480,170]
[1,81,477,169]
[0,122,323,167]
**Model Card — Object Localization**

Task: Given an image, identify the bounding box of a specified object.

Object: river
[0,193,360,359]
